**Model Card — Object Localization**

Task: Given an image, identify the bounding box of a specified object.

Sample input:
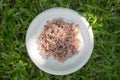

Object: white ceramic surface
[26,7,94,75]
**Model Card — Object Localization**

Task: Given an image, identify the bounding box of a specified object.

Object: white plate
[26,7,94,75]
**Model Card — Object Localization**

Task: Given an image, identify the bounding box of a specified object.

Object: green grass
[0,0,120,80]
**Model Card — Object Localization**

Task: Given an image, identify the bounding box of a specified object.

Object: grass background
[0,0,120,80]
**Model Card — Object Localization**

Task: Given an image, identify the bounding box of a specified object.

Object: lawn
[0,0,120,80]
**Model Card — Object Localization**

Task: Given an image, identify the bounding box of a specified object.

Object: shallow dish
[26,7,94,75]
